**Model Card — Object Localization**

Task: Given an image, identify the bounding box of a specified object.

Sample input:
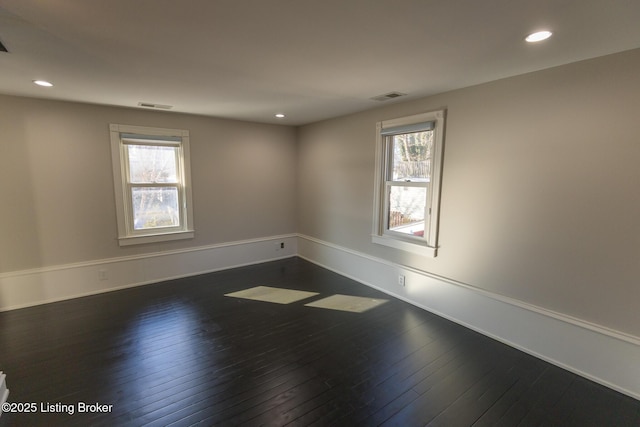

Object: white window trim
[372,110,446,257]
[110,124,195,246]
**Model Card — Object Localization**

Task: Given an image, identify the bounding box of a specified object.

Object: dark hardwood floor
[0,257,638,426]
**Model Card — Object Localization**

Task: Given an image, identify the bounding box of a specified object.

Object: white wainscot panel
[0,235,297,311]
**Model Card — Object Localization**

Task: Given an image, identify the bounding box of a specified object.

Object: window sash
[383,177,430,242]
[121,142,187,236]
[124,144,181,185]
[384,132,433,183]
[126,183,184,233]
[383,131,432,243]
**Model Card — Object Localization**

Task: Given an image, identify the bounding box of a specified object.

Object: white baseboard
[0,235,297,312]
[296,234,640,401]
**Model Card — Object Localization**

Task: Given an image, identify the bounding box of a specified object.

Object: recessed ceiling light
[526,31,552,43]
[275,113,285,118]
[33,80,53,87]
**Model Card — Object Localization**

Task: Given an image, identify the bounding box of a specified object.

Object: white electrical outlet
[398,275,406,287]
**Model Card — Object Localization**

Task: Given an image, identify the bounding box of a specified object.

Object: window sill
[372,234,438,257]
[118,230,195,246]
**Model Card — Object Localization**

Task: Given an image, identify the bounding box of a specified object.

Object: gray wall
[297,48,640,338]
[0,96,297,272]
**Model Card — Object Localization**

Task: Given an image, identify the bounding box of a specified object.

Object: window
[372,110,445,256]
[110,124,194,246]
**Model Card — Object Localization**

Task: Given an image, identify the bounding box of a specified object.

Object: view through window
[387,130,433,237]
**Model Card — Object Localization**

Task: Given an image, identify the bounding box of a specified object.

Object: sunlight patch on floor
[225,286,319,304]
[305,294,388,313]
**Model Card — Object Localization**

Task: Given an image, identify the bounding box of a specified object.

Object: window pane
[392,131,433,181]
[127,145,178,183]
[132,187,180,230]
[388,186,426,237]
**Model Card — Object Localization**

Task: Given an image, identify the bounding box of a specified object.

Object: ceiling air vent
[370,92,407,102]
[138,102,173,110]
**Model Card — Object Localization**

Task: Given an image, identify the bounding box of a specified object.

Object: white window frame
[372,110,446,257]
[110,124,194,246]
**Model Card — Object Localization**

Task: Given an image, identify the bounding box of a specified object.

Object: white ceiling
[1,0,640,126]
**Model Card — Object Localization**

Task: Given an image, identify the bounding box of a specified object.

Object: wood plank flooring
[0,257,638,426]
